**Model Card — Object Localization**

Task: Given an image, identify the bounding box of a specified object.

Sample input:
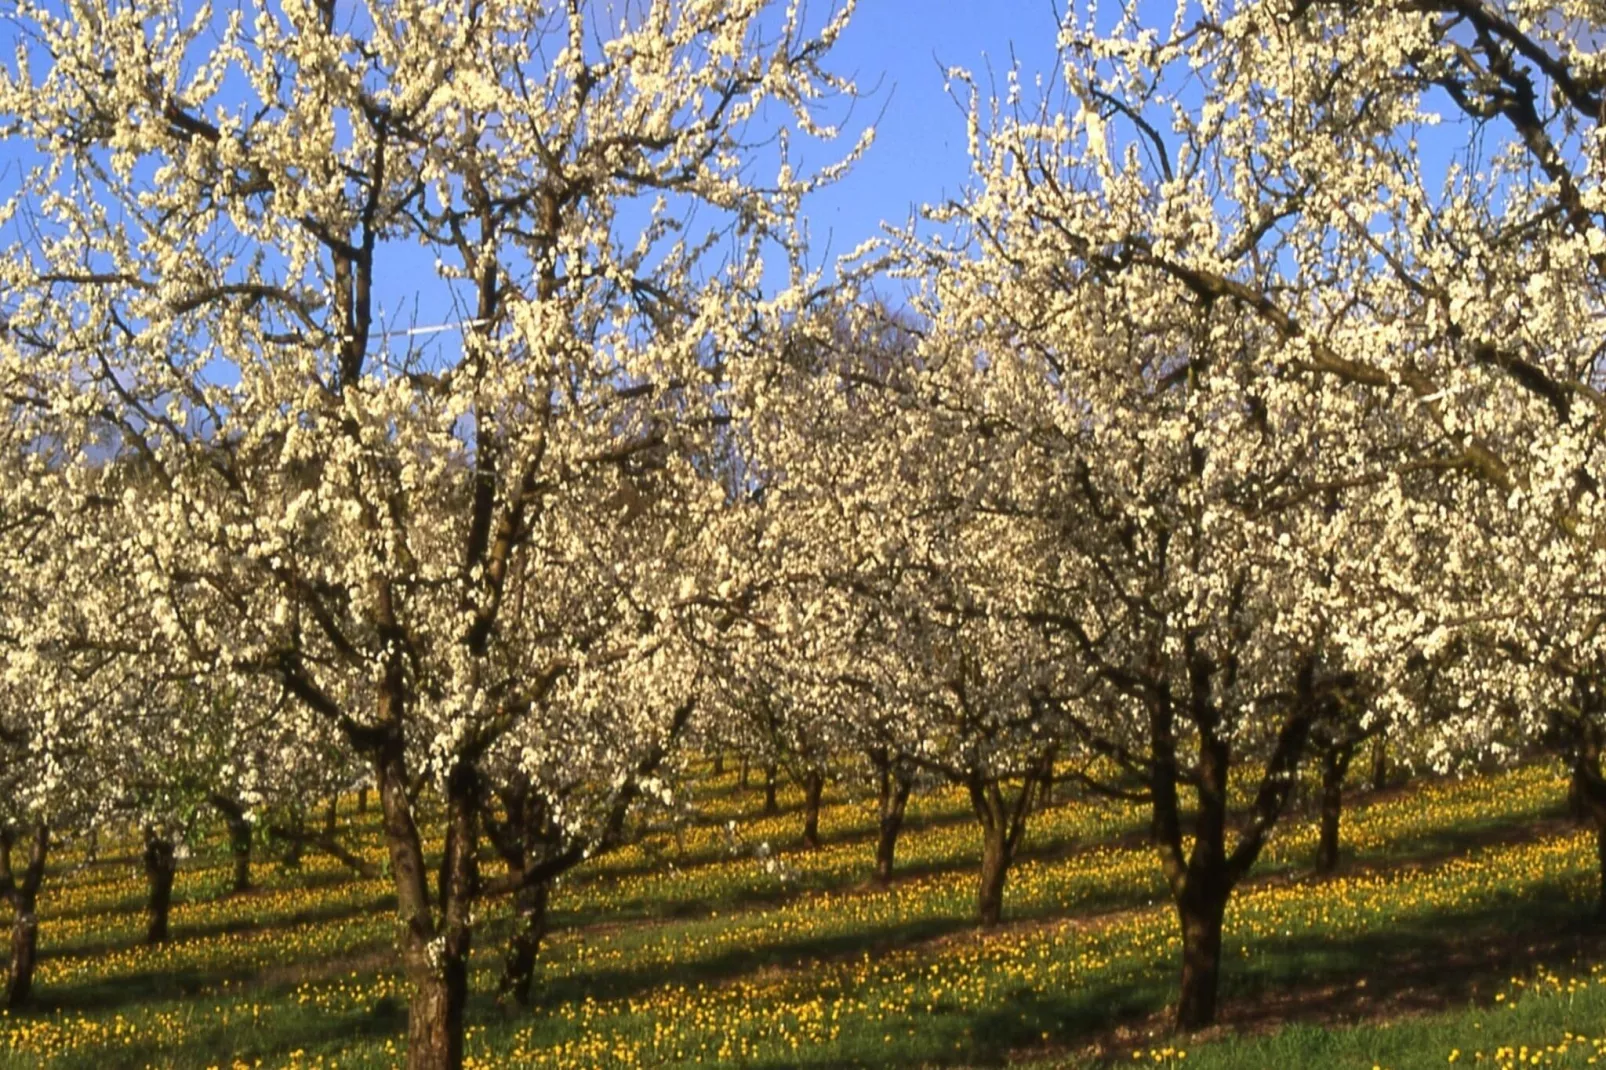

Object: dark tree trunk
[1175,878,1230,1031]
[497,878,551,1007]
[739,758,750,789]
[965,757,1050,928]
[801,770,825,849]
[376,732,475,1070]
[1572,747,1606,921]
[976,820,1010,927]
[142,829,176,945]
[213,795,252,893]
[281,812,305,867]
[228,815,252,893]
[763,764,779,816]
[712,752,724,777]
[324,795,339,836]
[1151,654,1315,1033]
[1315,743,1355,874]
[1369,735,1388,792]
[2,823,48,1009]
[871,752,914,885]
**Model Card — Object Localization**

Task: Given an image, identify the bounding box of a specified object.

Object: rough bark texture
[1315,743,1356,875]
[1176,878,1230,1031]
[976,821,1010,927]
[142,830,176,945]
[1,823,48,1009]
[376,732,474,1070]
[801,770,825,850]
[965,752,1052,928]
[1147,653,1315,1032]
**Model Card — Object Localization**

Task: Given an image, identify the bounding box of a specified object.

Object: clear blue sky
[794,1,1067,259]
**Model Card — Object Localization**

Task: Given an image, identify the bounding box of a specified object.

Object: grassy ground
[0,763,1599,1068]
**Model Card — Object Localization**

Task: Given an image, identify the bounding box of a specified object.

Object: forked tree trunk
[801,770,825,849]
[1154,657,1316,1033]
[377,735,475,1070]
[2,823,48,1008]
[966,757,1050,928]
[1315,743,1355,874]
[763,764,779,816]
[142,829,176,945]
[871,750,914,885]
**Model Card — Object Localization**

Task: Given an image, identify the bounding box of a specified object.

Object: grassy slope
[0,764,1598,1069]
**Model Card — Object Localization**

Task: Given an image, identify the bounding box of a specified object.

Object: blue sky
[785,1,1068,259]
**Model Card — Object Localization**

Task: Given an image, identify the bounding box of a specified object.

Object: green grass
[0,763,1599,1068]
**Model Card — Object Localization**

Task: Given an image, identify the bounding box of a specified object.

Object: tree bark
[357,786,369,815]
[212,795,253,893]
[1315,743,1355,875]
[1175,877,1230,1031]
[712,752,724,777]
[1369,734,1388,792]
[801,769,825,849]
[497,878,551,1007]
[2,823,48,1009]
[324,795,339,836]
[376,735,475,1070]
[1570,746,1606,921]
[739,758,750,789]
[763,764,779,816]
[142,829,176,945]
[871,751,914,885]
[976,820,1010,927]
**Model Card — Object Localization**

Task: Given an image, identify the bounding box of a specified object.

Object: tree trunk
[763,764,779,816]
[143,829,176,945]
[497,877,551,1007]
[1369,735,1388,792]
[712,752,724,777]
[324,795,339,836]
[213,795,253,894]
[1315,743,1355,875]
[873,760,914,886]
[357,786,369,815]
[376,734,474,1070]
[801,770,825,849]
[1573,750,1606,921]
[282,812,305,867]
[1176,878,1230,1031]
[228,814,252,893]
[739,758,750,789]
[976,820,1010,927]
[3,823,48,1009]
